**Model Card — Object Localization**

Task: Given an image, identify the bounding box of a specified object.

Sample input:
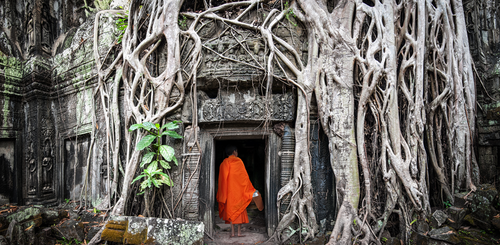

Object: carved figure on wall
[41,138,53,192]
[27,142,36,195]
[40,2,54,55]
[26,6,35,55]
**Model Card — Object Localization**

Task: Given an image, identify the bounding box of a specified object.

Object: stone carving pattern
[26,3,35,55]
[27,140,37,195]
[41,138,53,192]
[199,35,266,80]
[40,106,54,194]
[41,2,54,55]
[200,93,295,122]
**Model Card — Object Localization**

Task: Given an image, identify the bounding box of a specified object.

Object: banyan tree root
[88,0,477,244]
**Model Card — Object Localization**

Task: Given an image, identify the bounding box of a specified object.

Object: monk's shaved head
[225,146,238,156]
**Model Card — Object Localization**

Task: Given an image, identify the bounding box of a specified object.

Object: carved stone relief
[24,0,56,56]
[198,35,266,82]
[40,104,55,195]
[41,138,53,192]
[40,2,54,56]
[199,92,295,123]
[25,2,35,55]
[26,118,37,196]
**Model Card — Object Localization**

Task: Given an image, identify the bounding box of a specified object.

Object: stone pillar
[25,0,55,57]
[23,56,57,205]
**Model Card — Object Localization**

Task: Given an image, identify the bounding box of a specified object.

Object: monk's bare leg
[237,224,245,237]
[230,222,235,237]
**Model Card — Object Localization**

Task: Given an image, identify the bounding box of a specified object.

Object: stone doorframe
[198,126,280,237]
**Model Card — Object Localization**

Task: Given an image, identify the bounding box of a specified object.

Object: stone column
[23,56,57,205]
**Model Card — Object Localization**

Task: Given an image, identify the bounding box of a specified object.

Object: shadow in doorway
[209,139,270,244]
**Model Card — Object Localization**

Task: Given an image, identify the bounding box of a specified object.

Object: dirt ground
[204,203,276,245]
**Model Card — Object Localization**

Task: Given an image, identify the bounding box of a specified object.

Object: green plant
[94,0,111,11]
[443,200,452,208]
[56,237,82,245]
[130,121,182,195]
[284,1,297,26]
[93,207,100,213]
[381,237,388,242]
[65,198,70,203]
[178,15,188,30]
[115,10,129,44]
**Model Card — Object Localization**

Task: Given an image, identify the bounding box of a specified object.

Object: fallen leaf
[25,224,34,231]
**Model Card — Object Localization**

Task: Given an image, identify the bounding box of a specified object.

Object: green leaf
[159,160,171,169]
[141,152,155,166]
[159,145,175,161]
[147,160,158,172]
[155,123,160,129]
[136,135,156,151]
[161,130,183,139]
[140,180,149,190]
[151,178,160,188]
[129,123,143,131]
[172,156,178,166]
[161,121,181,130]
[132,174,145,184]
[160,174,173,186]
[142,122,155,131]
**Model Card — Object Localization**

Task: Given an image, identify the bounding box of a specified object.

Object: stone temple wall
[464,0,500,189]
[0,2,332,234]
[0,0,135,207]
[0,0,497,223]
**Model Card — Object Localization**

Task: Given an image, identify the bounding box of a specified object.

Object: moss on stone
[123,227,147,244]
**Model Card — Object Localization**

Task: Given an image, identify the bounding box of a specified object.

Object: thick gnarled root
[327,202,375,245]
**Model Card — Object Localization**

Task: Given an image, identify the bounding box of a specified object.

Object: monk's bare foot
[237,234,246,237]
[230,234,235,238]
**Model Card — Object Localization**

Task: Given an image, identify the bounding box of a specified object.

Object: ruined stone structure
[0,0,335,236]
[464,0,500,189]
[1,0,500,238]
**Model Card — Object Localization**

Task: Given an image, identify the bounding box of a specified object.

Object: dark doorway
[0,140,16,205]
[64,135,91,200]
[213,138,267,234]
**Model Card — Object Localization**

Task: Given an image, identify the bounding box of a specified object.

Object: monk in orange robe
[216,146,256,237]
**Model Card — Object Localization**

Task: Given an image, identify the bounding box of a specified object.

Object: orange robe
[216,155,255,224]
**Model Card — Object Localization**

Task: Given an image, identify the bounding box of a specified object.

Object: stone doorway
[198,127,280,238]
[213,139,267,237]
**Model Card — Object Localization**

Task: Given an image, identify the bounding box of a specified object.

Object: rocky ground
[404,184,500,245]
[2,184,500,244]
[0,201,105,245]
